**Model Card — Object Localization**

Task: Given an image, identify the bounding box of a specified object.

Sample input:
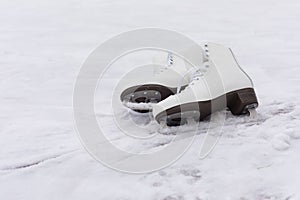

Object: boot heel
[227,88,258,115]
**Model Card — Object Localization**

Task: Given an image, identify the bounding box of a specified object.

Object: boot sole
[155,88,258,126]
[120,84,181,113]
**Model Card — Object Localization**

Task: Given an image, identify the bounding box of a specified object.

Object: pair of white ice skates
[120,43,258,126]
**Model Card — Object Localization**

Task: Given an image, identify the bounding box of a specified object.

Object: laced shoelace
[154,52,174,76]
[167,52,174,66]
[191,69,204,82]
[177,68,206,94]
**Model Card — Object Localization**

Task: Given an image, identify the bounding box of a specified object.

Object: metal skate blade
[149,112,154,121]
[159,120,167,128]
[248,109,257,119]
[186,118,197,126]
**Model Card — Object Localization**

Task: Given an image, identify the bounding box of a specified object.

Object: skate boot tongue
[191,68,205,81]
[176,67,205,94]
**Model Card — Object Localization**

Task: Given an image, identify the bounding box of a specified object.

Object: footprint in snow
[271,133,291,151]
[285,127,300,139]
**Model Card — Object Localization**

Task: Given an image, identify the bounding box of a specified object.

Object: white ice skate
[120,46,206,112]
[152,43,259,126]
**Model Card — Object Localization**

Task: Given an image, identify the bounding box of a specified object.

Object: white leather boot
[120,47,206,112]
[152,43,259,126]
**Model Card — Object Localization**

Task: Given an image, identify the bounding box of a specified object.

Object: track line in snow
[0,149,79,172]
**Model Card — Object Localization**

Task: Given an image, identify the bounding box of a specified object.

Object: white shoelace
[176,67,206,94]
[154,52,174,76]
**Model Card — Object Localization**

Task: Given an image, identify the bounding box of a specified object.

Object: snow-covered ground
[1,0,300,199]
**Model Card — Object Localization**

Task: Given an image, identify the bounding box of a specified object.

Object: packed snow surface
[0,0,300,199]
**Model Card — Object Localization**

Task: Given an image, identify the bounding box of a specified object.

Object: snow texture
[0,0,300,199]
